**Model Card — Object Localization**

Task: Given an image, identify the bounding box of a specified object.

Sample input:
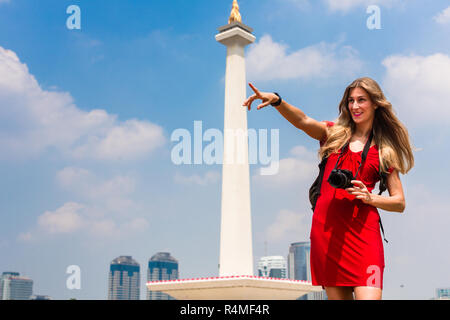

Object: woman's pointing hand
[242,83,279,111]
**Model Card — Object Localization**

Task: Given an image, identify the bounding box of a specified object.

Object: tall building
[287,242,311,281]
[108,256,140,300]
[436,288,450,300]
[287,242,326,300]
[257,256,287,278]
[147,252,178,300]
[0,271,33,300]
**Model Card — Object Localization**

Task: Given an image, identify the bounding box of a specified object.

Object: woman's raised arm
[243,83,328,142]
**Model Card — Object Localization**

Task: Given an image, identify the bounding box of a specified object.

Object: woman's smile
[348,87,377,124]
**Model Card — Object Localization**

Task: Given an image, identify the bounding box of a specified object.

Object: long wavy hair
[319,77,414,174]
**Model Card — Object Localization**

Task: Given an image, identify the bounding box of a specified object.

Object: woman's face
[347,87,377,126]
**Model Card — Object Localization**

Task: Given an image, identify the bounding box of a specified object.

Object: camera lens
[328,170,342,188]
[327,169,353,189]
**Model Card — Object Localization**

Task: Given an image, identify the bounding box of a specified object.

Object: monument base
[146,275,323,300]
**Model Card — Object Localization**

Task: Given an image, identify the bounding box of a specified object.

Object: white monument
[147,1,322,299]
[216,5,254,279]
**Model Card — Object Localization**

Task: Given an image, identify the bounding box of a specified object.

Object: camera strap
[354,130,374,179]
[327,129,388,243]
[334,130,374,179]
[341,130,389,243]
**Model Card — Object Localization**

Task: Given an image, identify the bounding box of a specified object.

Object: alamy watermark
[366,265,381,288]
[66,265,81,290]
[66,5,81,30]
[171,121,280,176]
[367,5,381,30]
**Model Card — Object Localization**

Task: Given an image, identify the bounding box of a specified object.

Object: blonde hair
[319,77,414,175]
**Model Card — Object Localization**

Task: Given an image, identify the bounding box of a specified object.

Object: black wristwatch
[271,92,282,107]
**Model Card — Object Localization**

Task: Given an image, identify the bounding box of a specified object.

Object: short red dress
[310,121,393,289]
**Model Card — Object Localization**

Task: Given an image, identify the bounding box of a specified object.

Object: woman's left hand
[346,180,373,204]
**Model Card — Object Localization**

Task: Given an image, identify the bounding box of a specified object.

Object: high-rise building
[288,242,326,300]
[257,256,287,278]
[0,271,33,300]
[436,288,450,300]
[147,252,178,300]
[287,242,311,281]
[108,256,140,300]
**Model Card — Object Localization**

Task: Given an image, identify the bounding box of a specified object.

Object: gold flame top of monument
[228,0,242,24]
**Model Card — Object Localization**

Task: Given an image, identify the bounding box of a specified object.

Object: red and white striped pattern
[147,275,311,285]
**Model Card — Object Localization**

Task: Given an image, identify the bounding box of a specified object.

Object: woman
[243,78,414,300]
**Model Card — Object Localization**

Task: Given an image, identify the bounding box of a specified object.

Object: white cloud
[0,47,166,161]
[253,145,318,188]
[253,146,320,248]
[282,0,405,13]
[87,219,117,237]
[17,232,33,242]
[123,217,150,234]
[18,167,150,242]
[246,35,362,81]
[71,119,165,161]
[26,201,150,241]
[288,145,319,161]
[433,6,450,25]
[37,202,85,234]
[56,166,138,215]
[266,209,311,243]
[94,175,136,199]
[85,216,149,238]
[173,170,221,186]
[56,167,93,190]
[382,53,450,126]
[57,167,135,198]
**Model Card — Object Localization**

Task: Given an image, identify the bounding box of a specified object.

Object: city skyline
[1,247,311,300]
[2,248,449,300]
[1,0,450,299]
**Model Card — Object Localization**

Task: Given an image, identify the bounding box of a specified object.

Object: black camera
[327,131,374,190]
[327,168,355,189]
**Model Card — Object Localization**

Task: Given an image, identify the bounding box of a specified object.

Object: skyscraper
[257,256,287,278]
[287,242,311,281]
[0,271,33,300]
[147,252,178,300]
[288,242,326,300]
[436,288,450,300]
[108,256,140,300]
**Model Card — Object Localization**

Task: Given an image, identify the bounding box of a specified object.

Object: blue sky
[1,0,449,299]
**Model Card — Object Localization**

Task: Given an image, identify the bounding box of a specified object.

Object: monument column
[215,1,256,277]
[147,2,322,298]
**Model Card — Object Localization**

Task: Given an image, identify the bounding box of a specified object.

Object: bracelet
[271,92,282,107]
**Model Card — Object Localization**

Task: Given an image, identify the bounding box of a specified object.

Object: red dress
[310,121,392,289]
